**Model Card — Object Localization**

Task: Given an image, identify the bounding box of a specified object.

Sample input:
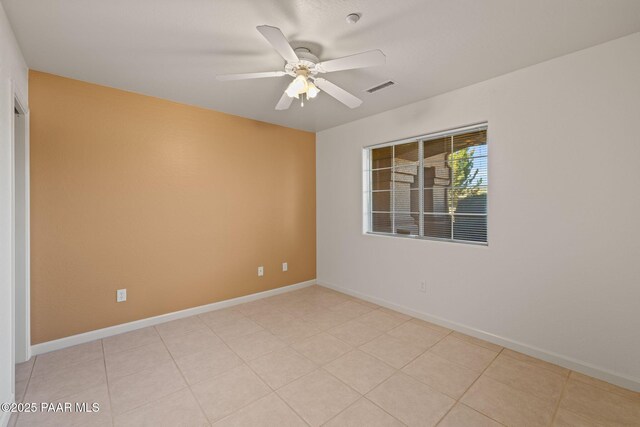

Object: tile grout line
[548,372,571,426]
[422,334,503,378]
[299,302,453,425]
[246,298,368,426]
[482,351,572,412]
[441,402,508,427]
[361,396,409,426]
[558,407,610,426]
[396,325,453,370]
[444,347,507,426]
[353,320,451,378]
[318,317,450,427]
[316,365,404,426]
[321,394,408,426]
[100,339,116,427]
[101,339,173,379]
[468,346,574,426]
[224,333,309,426]
[161,322,220,425]
[402,337,496,403]
[26,354,104,381]
[101,329,163,357]
[109,346,179,416]
[342,363,411,426]
[568,371,640,402]
[18,344,108,422]
[249,294,404,425]
[13,356,36,426]
[499,349,571,378]
[240,299,398,425]
[264,294,378,351]
[256,357,313,427]
[107,324,207,421]
[199,315,306,426]
[244,352,310,425]
[395,332,471,426]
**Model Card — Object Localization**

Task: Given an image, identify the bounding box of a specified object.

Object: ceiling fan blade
[216,71,286,81]
[256,25,299,63]
[314,78,362,109]
[275,92,294,110]
[316,50,386,73]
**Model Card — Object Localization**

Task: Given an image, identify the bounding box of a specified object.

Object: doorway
[13,96,30,365]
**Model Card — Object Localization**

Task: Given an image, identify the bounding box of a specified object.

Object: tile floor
[8,285,640,426]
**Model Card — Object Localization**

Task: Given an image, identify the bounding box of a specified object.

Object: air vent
[365,80,396,94]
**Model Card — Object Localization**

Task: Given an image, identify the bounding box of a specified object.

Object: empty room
[1,0,639,426]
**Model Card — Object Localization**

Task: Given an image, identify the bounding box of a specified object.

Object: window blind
[365,124,488,244]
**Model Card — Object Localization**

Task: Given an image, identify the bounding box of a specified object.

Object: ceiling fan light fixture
[284,85,298,98]
[307,81,320,98]
[285,74,308,98]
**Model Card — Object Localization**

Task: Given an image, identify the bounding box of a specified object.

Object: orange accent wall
[29,70,316,344]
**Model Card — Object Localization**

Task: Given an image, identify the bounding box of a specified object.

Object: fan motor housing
[285,47,320,76]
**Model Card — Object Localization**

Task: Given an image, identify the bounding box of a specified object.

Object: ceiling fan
[216,25,386,110]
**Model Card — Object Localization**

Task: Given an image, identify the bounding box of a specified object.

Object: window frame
[363,123,488,246]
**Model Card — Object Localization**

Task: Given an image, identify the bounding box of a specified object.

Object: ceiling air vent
[365,80,396,94]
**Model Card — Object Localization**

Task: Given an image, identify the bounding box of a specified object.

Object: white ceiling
[3,0,640,132]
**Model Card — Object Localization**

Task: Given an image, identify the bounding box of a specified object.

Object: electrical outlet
[282,262,288,272]
[419,281,427,293]
[258,266,264,277]
[117,289,127,302]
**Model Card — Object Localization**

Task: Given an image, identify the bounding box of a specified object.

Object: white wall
[317,33,640,391]
[0,3,28,426]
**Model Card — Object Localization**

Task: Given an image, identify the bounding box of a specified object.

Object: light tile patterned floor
[9,285,640,426]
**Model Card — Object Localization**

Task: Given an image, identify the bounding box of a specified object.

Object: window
[364,124,487,244]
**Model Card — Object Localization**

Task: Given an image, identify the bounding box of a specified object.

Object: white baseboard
[319,281,640,393]
[31,279,316,356]
[0,393,14,427]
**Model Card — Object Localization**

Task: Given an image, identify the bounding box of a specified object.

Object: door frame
[11,83,30,366]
